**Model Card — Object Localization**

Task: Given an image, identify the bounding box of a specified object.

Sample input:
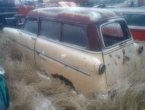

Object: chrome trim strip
[8,38,91,76]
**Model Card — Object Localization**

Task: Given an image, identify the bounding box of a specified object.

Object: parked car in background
[108,8,145,41]
[17,1,78,24]
[43,1,78,7]
[17,0,45,18]
[3,7,145,95]
[0,0,22,28]
[17,5,34,19]
[138,5,145,8]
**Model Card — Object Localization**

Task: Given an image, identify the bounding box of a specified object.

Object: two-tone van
[3,7,145,95]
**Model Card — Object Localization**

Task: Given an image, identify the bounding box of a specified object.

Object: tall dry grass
[0,31,6,66]
[0,31,145,110]
[5,53,145,110]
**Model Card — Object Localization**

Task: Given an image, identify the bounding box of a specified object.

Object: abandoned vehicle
[3,7,145,95]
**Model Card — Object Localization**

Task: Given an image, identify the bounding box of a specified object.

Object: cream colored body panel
[4,28,35,64]
[35,38,107,94]
[103,42,145,89]
[3,27,145,95]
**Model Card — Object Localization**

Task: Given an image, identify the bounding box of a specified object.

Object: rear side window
[101,21,131,47]
[62,24,87,48]
[123,14,145,27]
[23,18,38,34]
[40,20,61,40]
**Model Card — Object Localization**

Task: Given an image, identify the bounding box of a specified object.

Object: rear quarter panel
[35,38,107,94]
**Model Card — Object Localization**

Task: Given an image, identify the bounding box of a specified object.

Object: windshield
[101,20,131,47]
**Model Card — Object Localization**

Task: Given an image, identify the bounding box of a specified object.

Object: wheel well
[52,74,75,90]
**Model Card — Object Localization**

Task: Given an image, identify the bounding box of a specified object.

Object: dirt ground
[0,31,145,110]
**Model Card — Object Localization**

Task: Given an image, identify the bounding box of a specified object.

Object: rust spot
[134,63,137,70]
[122,56,130,64]
[52,74,75,90]
[109,54,112,58]
[138,46,144,54]
[122,49,130,64]
[115,61,117,65]
[122,49,125,55]
[116,55,120,59]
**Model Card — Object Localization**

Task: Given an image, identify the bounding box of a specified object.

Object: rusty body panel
[103,42,145,86]
[3,7,145,95]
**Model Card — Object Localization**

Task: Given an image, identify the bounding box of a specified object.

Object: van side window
[62,24,87,47]
[23,18,38,34]
[40,20,61,40]
[101,21,130,47]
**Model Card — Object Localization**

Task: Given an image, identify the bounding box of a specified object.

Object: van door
[35,20,62,73]
[17,17,38,63]
[100,20,145,88]
[35,20,107,93]
[3,17,37,63]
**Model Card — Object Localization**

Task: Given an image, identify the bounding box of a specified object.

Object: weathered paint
[3,8,145,95]
[4,28,36,65]
[4,28,107,94]
[35,38,107,94]
[28,7,118,24]
[103,42,145,90]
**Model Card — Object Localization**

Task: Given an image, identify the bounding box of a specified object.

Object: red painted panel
[18,5,34,17]
[129,27,145,41]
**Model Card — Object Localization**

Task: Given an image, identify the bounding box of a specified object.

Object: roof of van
[28,7,119,24]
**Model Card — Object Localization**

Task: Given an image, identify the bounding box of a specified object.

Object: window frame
[39,19,61,42]
[61,23,89,49]
[22,17,39,36]
[39,18,89,50]
[99,19,132,49]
